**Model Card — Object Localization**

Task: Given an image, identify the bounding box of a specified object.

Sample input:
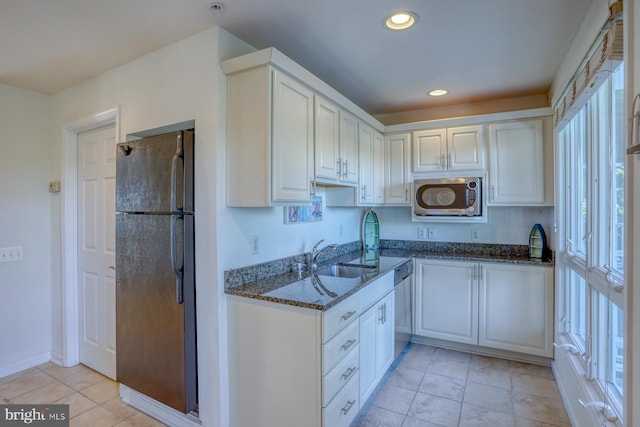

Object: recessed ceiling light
[209,2,224,14]
[428,89,449,97]
[384,11,418,30]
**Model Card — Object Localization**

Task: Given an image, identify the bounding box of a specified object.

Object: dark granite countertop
[226,253,409,311]
[380,248,554,266]
[224,241,554,311]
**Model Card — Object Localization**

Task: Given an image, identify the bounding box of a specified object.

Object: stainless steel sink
[315,263,376,278]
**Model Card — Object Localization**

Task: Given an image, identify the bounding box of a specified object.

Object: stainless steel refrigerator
[115,130,197,414]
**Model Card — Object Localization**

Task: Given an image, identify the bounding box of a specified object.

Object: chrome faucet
[311,239,338,270]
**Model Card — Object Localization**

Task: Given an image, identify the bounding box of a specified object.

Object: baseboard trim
[119,384,201,427]
[410,336,552,366]
[0,352,51,379]
[50,351,64,366]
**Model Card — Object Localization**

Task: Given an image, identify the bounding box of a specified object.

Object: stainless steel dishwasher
[394,260,413,358]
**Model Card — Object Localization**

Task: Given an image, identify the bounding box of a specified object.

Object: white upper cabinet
[226,65,313,206]
[358,122,384,205]
[413,125,485,173]
[339,110,359,185]
[488,118,546,205]
[314,96,341,182]
[223,47,384,207]
[315,96,359,185]
[384,133,411,205]
[373,130,385,205]
[272,71,315,203]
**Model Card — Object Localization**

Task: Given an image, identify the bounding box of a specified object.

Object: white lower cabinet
[478,263,554,357]
[323,369,360,427]
[227,271,395,427]
[414,259,553,357]
[359,290,394,403]
[414,260,478,344]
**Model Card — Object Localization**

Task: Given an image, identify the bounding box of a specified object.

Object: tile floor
[355,343,571,427]
[0,362,165,426]
[1,345,571,427]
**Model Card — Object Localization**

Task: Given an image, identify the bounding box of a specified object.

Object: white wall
[219,188,364,269]
[43,25,366,427]
[0,84,53,375]
[549,0,609,106]
[377,206,554,246]
[49,27,230,427]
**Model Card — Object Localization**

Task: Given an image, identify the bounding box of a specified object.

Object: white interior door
[77,124,117,379]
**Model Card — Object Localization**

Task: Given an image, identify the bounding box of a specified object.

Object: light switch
[49,181,61,193]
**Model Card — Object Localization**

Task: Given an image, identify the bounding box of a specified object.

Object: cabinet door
[359,291,395,404]
[384,133,411,205]
[314,95,340,182]
[358,123,374,204]
[359,303,378,403]
[488,119,544,204]
[272,70,314,203]
[447,125,485,171]
[479,263,553,357]
[413,129,446,172]
[372,130,385,205]
[414,259,478,345]
[339,111,359,184]
[377,292,395,377]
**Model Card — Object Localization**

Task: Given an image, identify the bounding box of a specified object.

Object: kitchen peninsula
[225,240,553,427]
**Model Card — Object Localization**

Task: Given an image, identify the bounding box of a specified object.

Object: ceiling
[1,0,593,116]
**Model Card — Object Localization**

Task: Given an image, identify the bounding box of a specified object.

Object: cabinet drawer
[323,347,359,406]
[322,371,359,427]
[323,293,360,343]
[359,271,393,313]
[323,319,359,375]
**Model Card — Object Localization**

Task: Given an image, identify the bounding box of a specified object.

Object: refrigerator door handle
[171,135,184,213]
[171,214,184,304]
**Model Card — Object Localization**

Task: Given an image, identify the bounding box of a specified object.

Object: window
[566,110,588,257]
[568,270,587,349]
[556,61,624,417]
[611,67,625,275]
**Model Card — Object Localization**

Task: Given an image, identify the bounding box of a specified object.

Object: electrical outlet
[9,246,22,261]
[0,246,23,263]
[427,227,436,240]
[251,235,260,254]
[417,227,426,240]
[471,229,480,242]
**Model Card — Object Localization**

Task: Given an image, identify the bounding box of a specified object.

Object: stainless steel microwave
[413,177,482,216]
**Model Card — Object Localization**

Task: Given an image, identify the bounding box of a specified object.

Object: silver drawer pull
[341,400,356,415]
[341,366,356,381]
[341,339,356,351]
[341,310,356,321]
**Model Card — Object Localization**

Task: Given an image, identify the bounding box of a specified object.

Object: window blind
[553,2,623,130]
